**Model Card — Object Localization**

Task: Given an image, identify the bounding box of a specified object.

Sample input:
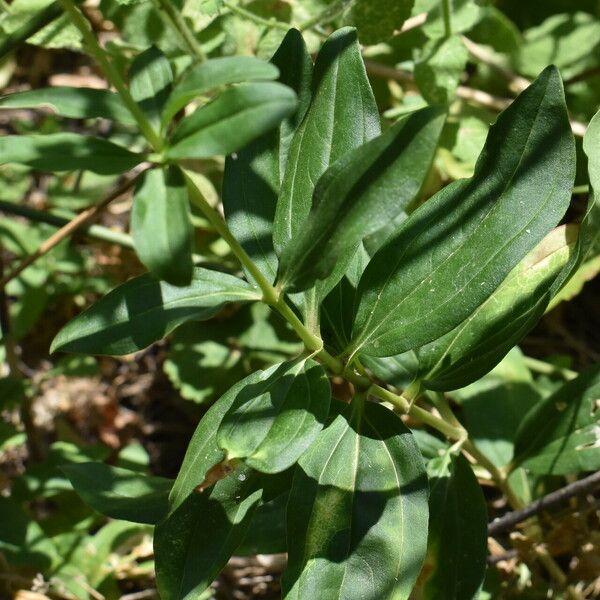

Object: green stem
[572,184,590,194]
[428,392,462,427]
[441,0,452,38]
[58,0,164,151]
[369,384,467,440]
[524,356,578,380]
[153,0,205,62]
[184,171,279,304]
[183,170,371,385]
[221,0,290,31]
[463,439,524,509]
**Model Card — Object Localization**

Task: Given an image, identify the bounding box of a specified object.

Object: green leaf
[276,106,446,292]
[131,166,193,286]
[217,358,331,473]
[579,108,600,264]
[222,29,313,284]
[468,6,521,53]
[162,55,279,127]
[163,303,301,404]
[50,267,260,355]
[513,366,600,475]
[62,462,172,525]
[156,464,262,600]
[415,36,468,104]
[283,399,428,600]
[546,105,600,301]
[235,492,288,555]
[155,379,266,600]
[547,253,600,311]
[272,27,380,256]
[418,225,576,390]
[517,12,600,81]
[345,0,414,44]
[0,496,59,570]
[349,66,575,359]
[423,0,484,39]
[1,0,82,50]
[0,133,144,174]
[129,45,173,131]
[0,86,137,125]
[166,82,297,159]
[419,453,488,600]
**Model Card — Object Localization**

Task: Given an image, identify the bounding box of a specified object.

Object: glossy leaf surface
[579,108,600,262]
[419,453,488,600]
[51,268,259,355]
[0,86,136,125]
[162,56,279,127]
[166,82,297,159]
[129,45,173,130]
[0,133,144,174]
[62,462,171,525]
[272,27,380,256]
[218,359,330,473]
[283,399,428,600]
[513,366,600,475]
[155,377,266,600]
[420,225,576,390]
[222,29,312,283]
[131,166,193,286]
[350,66,575,358]
[277,106,446,292]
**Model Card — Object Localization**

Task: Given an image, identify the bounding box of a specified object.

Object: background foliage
[1,0,600,599]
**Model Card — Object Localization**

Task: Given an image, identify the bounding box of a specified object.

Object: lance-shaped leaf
[217,359,330,473]
[419,453,488,600]
[581,109,600,258]
[155,464,263,600]
[350,66,575,358]
[165,82,297,160]
[131,166,193,286]
[222,29,313,284]
[0,86,136,125]
[62,463,172,525]
[419,225,577,390]
[129,45,173,131]
[362,227,576,392]
[0,133,144,174]
[548,106,600,296]
[272,27,380,256]
[235,492,288,556]
[155,375,270,600]
[277,106,446,292]
[162,56,280,128]
[283,399,428,600]
[513,366,600,475]
[50,268,260,355]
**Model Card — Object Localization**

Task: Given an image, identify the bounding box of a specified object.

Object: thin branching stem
[58,0,164,151]
[0,166,147,287]
[153,0,205,62]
